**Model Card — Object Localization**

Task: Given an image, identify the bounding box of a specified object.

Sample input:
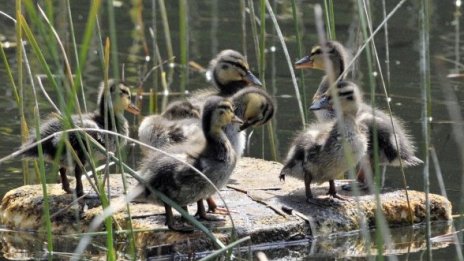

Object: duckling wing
[188,87,218,109]
[22,114,103,161]
[280,126,326,179]
[139,116,204,153]
[138,151,211,205]
[358,104,421,166]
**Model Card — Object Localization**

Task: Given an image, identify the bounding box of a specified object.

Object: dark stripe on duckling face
[222,60,249,74]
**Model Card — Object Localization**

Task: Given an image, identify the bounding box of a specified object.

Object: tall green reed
[18,13,55,255]
[16,0,32,186]
[179,0,188,93]
[419,0,432,258]
[158,0,174,87]
[290,0,307,121]
[265,0,305,127]
[107,0,120,81]
[323,0,336,40]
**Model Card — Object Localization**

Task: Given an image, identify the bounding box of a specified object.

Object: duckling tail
[404,156,423,166]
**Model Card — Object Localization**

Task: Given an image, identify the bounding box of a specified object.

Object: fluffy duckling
[22,80,140,197]
[280,81,367,201]
[205,87,275,213]
[134,97,242,232]
[295,41,422,188]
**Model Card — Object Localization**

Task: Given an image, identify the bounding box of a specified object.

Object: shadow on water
[0,0,464,259]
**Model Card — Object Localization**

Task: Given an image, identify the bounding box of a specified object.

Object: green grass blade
[290,0,307,121]
[265,0,305,126]
[107,0,120,81]
[419,0,432,258]
[179,0,188,93]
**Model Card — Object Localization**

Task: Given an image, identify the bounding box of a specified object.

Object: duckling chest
[199,143,237,185]
[310,123,367,181]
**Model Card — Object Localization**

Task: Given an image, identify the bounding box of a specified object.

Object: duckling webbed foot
[327,180,349,201]
[206,198,229,215]
[195,200,225,221]
[164,204,194,233]
[59,167,73,194]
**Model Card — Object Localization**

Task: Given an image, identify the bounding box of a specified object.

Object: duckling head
[98,80,140,115]
[208,50,262,95]
[162,100,201,120]
[231,88,275,131]
[310,80,362,115]
[202,97,243,136]
[295,41,349,75]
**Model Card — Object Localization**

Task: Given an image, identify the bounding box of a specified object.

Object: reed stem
[419,0,432,258]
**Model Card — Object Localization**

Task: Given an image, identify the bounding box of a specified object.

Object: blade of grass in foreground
[265,0,305,127]
[102,39,116,261]
[290,0,307,121]
[18,9,54,252]
[419,0,432,259]
[16,0,32,186]
[179,0,188,93]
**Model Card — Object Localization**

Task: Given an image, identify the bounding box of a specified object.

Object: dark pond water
[0,0,463,259]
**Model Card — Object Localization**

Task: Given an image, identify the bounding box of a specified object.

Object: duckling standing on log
[138,50,274,214]
[280,81,367,201]
[135,97,242,232]
[295,41,422,189]
[21,80,140,197]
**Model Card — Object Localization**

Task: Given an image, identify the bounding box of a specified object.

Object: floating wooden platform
[0,157,452,257]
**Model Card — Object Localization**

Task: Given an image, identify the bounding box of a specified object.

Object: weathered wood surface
[0,157,452,256]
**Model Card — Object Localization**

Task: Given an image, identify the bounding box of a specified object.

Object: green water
[0,0,463,259]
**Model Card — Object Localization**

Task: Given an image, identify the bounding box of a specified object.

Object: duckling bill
[21,80,139,197]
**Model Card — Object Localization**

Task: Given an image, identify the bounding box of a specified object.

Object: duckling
[22,80,140,197]
[295,41,422,188]
[204,87,275,214]
[279,81,367,201]
[134,97,242,232]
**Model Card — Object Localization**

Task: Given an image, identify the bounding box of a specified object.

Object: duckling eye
[222,64,229,70]
[312,48,322,55]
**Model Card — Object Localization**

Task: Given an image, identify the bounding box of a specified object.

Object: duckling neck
[332,56,345,78]
[317,59,346,95]
[204,129,234,162]
[97,100,127,133]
